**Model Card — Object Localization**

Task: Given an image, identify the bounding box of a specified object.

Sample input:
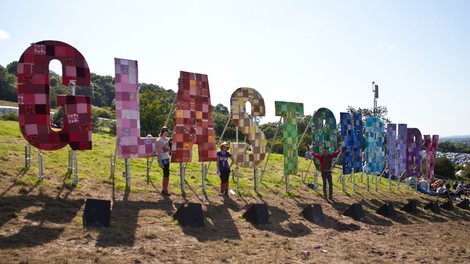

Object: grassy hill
[0,120,469,264]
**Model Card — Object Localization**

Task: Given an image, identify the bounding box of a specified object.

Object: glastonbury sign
[16,40,439,182]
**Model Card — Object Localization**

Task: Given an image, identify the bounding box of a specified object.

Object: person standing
[217,142,233,196]
[312,147,341,200]
[156,126,171,195]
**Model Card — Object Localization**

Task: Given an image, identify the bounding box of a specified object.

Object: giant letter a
[171,71,217,162]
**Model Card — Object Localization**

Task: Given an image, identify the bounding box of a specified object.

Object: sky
[1,0,469,137]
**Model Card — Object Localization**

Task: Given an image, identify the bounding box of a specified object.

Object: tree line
[438,141,470,154]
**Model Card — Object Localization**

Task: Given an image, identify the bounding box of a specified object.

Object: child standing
[156,126,171,195]
[217,142,233,196]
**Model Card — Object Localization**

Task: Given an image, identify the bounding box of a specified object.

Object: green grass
[0,120,414,198]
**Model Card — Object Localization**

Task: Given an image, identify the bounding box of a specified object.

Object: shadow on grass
[425,197,470,222]
[412,198,450,223]
[96,198,175,247]
[330,200,394,227]
[0,194,182,249]
[0,195,83,249]
[361,199,414,225]
[180,202,242,242]
[55,170,74,200]
[295,202,361,232]
[240,203,313,238]
[0,166,31,197]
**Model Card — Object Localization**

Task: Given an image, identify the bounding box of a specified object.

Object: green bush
[434,156,456,179]
[0,113,18,121]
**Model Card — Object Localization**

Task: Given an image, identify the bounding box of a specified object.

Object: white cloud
[0,28,11,40]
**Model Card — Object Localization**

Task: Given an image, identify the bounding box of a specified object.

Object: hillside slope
[0,120,469,264]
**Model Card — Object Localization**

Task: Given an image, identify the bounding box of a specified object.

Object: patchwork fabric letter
[115,58,157,159]
[275,101,304,175]
[423,135,439,181]
[17,40,91,150]
[230,88,267,167]
[311,108,338,170]
[364,117,385,174]
[406,128,423,177]
[340,112,362,174]
[171,71,217,162]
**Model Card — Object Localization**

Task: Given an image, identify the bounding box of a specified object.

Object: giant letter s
[230,88,267,167]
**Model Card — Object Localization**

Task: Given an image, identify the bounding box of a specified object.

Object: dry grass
[0,120,469,264]
[0,100,18,107]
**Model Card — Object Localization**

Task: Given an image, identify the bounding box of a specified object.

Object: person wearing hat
[312,146,341,201]
[156,126,171,195]
[217,142,233,196]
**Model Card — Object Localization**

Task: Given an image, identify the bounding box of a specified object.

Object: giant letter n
[340,112,362,174]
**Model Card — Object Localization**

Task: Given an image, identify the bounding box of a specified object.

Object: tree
[213,103,229,115]
[139,83,166,95]
[434,156,455,179]
[6,61,18,76]
[139,89,175,136]
[296,115,314,155]
[438,141,470,154]
[347,105,391,125]
[49,71,61,87]
[90,74,115,107]
[259,121,291,155]
[211,103,246,142]
[438,142,458,153]
[0,65,18,102]
[260,124,276,140]
[213,110,230,141]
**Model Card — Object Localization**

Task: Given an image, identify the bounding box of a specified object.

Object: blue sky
[1,0,469,137]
